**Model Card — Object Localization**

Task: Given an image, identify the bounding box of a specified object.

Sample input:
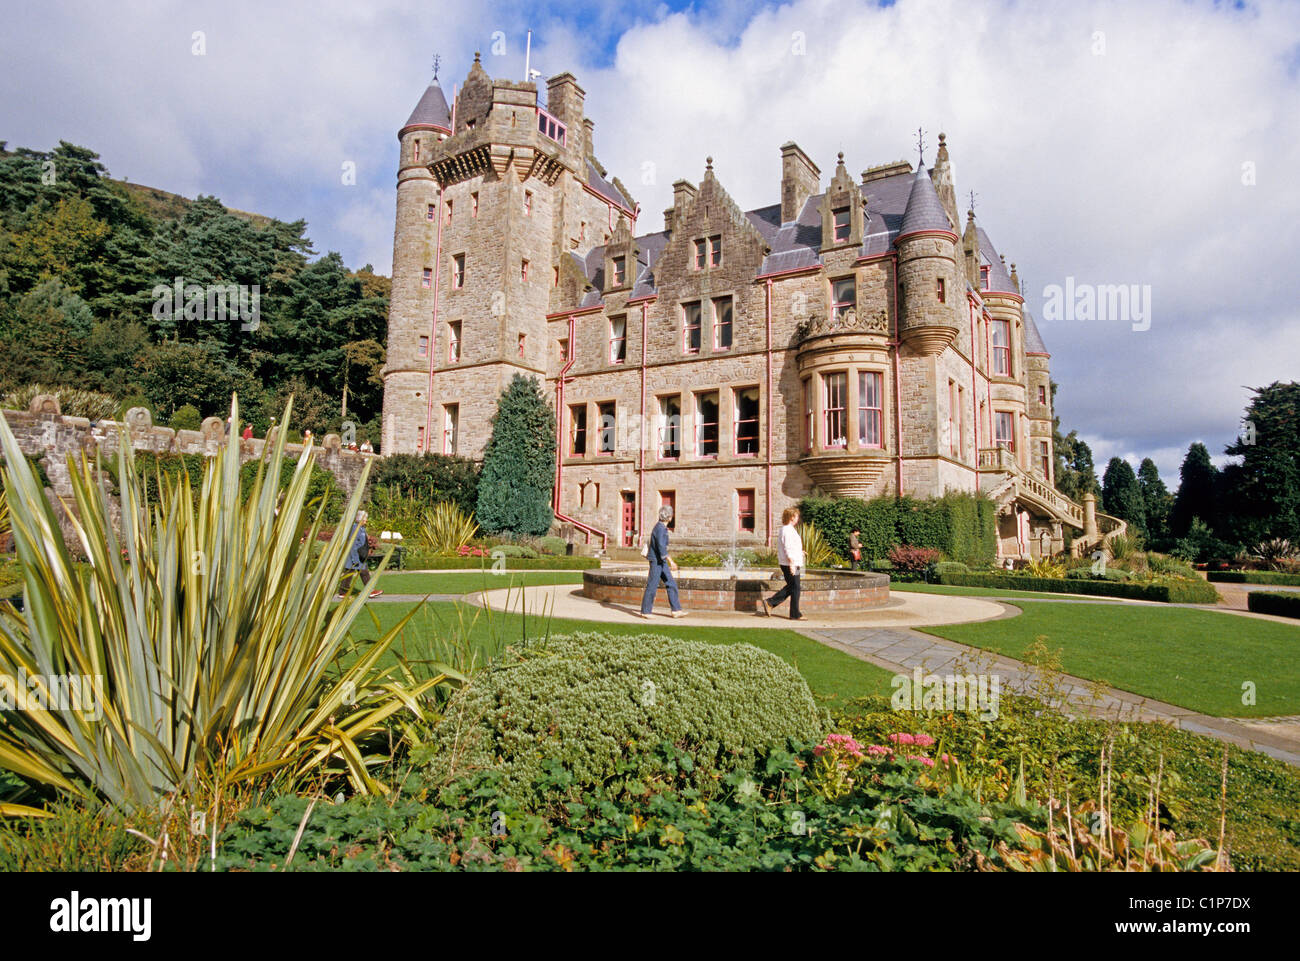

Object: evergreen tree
[1101,457,1146,535]
[1137,457,1173,547]
[1221,382,1300,545]
[1170,442,1219,539]
[476,374,557,535]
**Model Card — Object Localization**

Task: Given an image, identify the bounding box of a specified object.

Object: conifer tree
[475,373,557,535]
[1171,442,1219,539]
[1102,457,1146,535]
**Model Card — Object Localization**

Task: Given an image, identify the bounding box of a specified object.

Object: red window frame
[948,379,958,456]
[518,333,526,357]
[1040,441,1050,478]
[422,268,432,289]
[833,208,850,242]
[452,254,465,289]
[1038,385,1047,405]
[937,278,946,303]
[569,404,587,457]
[709,235,722,267]
[597,401,616,455]
[823,372,847,449]
[537,107,567,145]
[695,391,719,458]
[858,371,883,449]
[413,139,420,163]
[694,239,706,270]
[832,277,855,321]
[712,296,733,350]
[991,319,1011,375]
[734,386,759,456]
[683,302,701,354]
[471,192,479,217]
[995,411,1015,452]
[609,316,627,364]
[658,395,681,460]
[803,377,814,452]
[521,259,529,282]
[612,256,626,286]
[660,490,676,531]
[442,404,458,455]
[447,321,461,363]
[980,265,990,290]
[737,489,756,532]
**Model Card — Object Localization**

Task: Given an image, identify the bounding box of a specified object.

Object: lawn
[344,598,897,706]
[919,601,1300,717]
[892,582,1125,601]
[371,570,584,595]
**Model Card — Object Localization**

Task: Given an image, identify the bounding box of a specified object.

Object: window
[957,385,966,456]
[833,207,850,243]
[422,267,432,289]
[1038,385,1047,406]
[683,302,702,354]
[713,296,733,350]
[609,315,626,364]
[980,265,990,290]
[1040,441,1051,478]
[518,333,526,357]
[557,338,569,363]
[658,395,681,459]
[569,404,587,456]
[538,108,567,145]
[858,371,883,448]
[660,490,676,531]
[442,404,458,454]
[995,411,1015,451]
[426,203,435,222]
[597,402,616,454]
[611,255,626,286]
[413,139,420,163]
[737,489,756,532]
[734,386,759,455]
[937,278,946,303]
[694,239,706,270]
[524,191,533,216]
[452,254,465,289]
[823,372,847,448]
[709,235,722,267]
[471,192,479,217]
[521,259,529,282]
[991,319,1011,375]
[416,425,424,451]
[832,277,855,321]
[444,200,453,226]
[447,321,461,362]
[417,335,429,357]
[552,265,560,287]
[803,377,814,452]
[695,391,719,457]
[948,379,958,457]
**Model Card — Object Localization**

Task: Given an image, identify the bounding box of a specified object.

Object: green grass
[345,599,897,706]
[372,570,583,595]
[919,602,1300,717]
[892,582,1125,600]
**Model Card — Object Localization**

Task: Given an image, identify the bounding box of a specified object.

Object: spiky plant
[421,501,479,555]
[797,521,837,569]
[1,384,120,422]
[0,397,450,813]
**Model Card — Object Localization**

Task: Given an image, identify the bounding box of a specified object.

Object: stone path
[797,619,1300,767]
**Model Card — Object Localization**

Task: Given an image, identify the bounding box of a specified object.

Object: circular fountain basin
[582,566,891,613]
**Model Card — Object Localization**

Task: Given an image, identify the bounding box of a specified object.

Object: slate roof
[400,81,452,134]
[898,162,953,237]
[1023,310,1050,356]
[975,227,1018,295]
[586,160,633,210]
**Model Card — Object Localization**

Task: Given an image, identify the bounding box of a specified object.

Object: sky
[2,0,1297,484]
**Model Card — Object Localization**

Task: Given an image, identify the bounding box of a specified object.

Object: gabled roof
[400,81,452,136]
[898,162,953,237]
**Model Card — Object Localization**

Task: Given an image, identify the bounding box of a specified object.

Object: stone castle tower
[382,58,1109,561]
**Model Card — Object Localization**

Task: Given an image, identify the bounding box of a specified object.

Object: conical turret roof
[898,161,954,238]
[400,80,451,136]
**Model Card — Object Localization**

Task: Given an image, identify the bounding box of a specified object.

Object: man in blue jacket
[640,506,687,618]
[338,509,384,599]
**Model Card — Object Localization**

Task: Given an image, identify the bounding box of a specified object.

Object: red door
[621,492,636,547]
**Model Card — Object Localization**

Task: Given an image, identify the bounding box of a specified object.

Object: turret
[895,158,960,355]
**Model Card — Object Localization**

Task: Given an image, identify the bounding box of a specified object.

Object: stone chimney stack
[583,117,595,159]
[780,142,820,224]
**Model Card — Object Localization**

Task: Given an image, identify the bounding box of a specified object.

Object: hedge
[800,492,996,567]
[1246,591,1300,619]
[935,572,1221,604]
[401,554,599,571]
[1209,570,1300,587]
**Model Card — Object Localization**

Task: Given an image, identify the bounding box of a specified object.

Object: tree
[1171,442,1219,540]
[1102,457,1146,535]
[1137,458,1173,548]
[1221,382,1300,545]
[476,374,557,535]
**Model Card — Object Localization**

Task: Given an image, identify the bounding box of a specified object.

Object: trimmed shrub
[800,492,996,567]
[888,544,940,576]
[933,560,969,577]
[798,496,898,563]
[424,632,827,798]
[935,572,1221,604]
[401,552,598,571]
[476,374,556,535]
[539,535,568,555]
[488,544,540,559]
[1246,591,1300,619]
[1209,570,1300,587]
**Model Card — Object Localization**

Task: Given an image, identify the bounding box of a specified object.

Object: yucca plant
[0,396,452,813]
[1,384,120,421]
[1027,556,1067,579]
[422,500,479,555]
[797,521,837,569]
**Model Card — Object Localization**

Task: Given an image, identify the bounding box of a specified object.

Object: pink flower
[940,753,953,765]
[905,755,936,767]
[887,732,916,746]
[912,734,936,748]
[866,745,890,756]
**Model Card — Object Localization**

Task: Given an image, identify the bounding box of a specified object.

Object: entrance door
[621,492,636,547]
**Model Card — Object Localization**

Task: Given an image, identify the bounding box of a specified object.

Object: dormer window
[980,265,990,290]
[612,256,626,286]
[833,207,851,243]
[832,277,856,321]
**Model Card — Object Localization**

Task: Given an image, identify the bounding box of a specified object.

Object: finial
[968,190,978,215]
[915,126,927,165]
[837,151,844,163]
[473,51,481,63]
[706,156,713,171]
[432,53,441,81]
[939,132,946,145]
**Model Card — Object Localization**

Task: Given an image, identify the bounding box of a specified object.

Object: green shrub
[1246,591,1300,619]
[1209,570,1300,587]
[935,571,1220,603]
[488,544,540,559]
[539,535,568,555]
[367,453,480,516]
[239,455,345,523]
[1,383,119,421]
[934,561,969,576]
[1149,553,1200,580]
[797,521,838,568]
[168,403,202,432]
[423,632,827,799]
[800,492,996,567]
[421,501,479,554]
[798,496,898,563]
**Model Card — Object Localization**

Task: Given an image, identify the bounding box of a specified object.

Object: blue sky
[2,0,1298,484]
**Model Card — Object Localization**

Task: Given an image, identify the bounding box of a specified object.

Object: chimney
[583,118,595,159]
[663,206,676,234]
[672,179,698,229]
[545,72,585,130]
[780,142,820,224]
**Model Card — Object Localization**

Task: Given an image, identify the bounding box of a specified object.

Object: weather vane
[915,127,927,164]
[432,53,441,81]
[969,190,978,214]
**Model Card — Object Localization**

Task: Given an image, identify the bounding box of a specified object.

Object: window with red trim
[683,302,701,354]
[737,489,755,532]
[823,372,847,448]
[442,404,458,454]
[858,371,883,448]
[597,401,616,454]
[734,386,759,455]
[569,404,587,456]
[832,277,855,321]
[833,208,850,243]
[995,411,1015,451]
[713,296,732,350]
[609,315,626,364]
[658,395,680,459]
[695,391,719,457]
[991,319,1011,375]
[447,320,461,362]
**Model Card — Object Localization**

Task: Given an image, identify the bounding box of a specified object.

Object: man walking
[338,509,384,599]
[761,506,803,620]
[640,506,688,619]
[849,527,862,570]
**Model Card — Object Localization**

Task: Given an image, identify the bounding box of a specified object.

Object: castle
[381,56,1115,559]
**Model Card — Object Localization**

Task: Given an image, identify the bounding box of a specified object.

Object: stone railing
[978,446,1084,528]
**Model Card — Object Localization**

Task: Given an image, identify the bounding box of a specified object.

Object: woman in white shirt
[761,506,803,620]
